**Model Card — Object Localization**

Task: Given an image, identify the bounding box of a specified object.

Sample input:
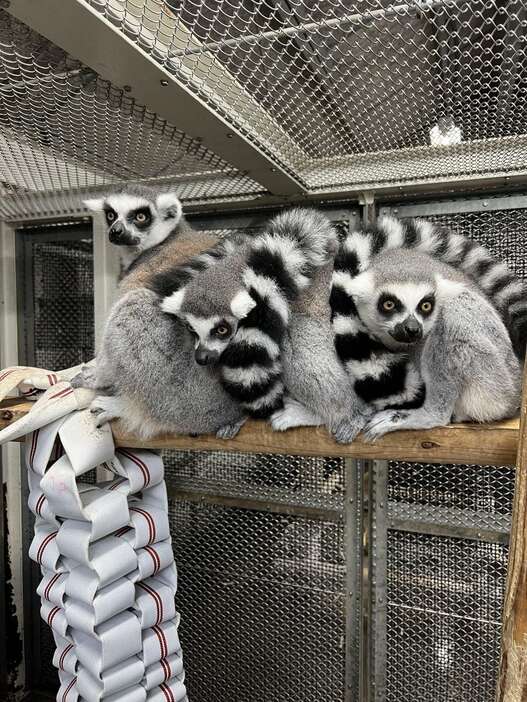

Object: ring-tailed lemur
[331,216,527,366]
[328,217,524,438]
[77,187,248,439]
[154,209,338,421]
[84,184,222,291]
[344,248,521,439]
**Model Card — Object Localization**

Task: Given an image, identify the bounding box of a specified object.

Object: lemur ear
[156,192,182,223]
[161,287,186,316]
[230,289,257,319]
[83,198,105,212]
[346,270,374,300]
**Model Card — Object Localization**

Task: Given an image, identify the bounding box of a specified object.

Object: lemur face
[350,271,439,349]
[373,282,437,345]
[161,288,256,365]
[84,191,182,253]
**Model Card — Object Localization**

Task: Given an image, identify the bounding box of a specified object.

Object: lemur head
[160,255,256,366]
[84,185,183,258]
[347,250,466,350]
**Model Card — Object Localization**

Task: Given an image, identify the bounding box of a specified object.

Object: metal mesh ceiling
[2,0,527,218]
[0,9,263,219]
[87,0,527,189]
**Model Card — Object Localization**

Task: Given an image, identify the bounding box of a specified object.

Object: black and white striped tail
[220,208,338,418]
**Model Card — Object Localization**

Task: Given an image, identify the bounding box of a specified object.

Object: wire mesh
[87,0,527,190]
[388,462,514,534]
[19,227,97,694]
[386,531,507,702]
[0,9,263,220]
[423,208,527,279]
[163,450,345,511]
[169,497,346,702]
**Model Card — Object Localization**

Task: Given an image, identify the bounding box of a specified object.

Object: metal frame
[379,192,527,218]
[0,220,25,699]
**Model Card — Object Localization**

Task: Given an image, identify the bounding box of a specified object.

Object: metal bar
[166,486,343,522]
[169,0,452,58]
[0,220,26,694]
[360,459,373,702]
[344,458,362,702]
[380,193,527,218]
[388,517,510,544]
[189,206,360,232]
[7,0,306,196]
[371,461,388,702]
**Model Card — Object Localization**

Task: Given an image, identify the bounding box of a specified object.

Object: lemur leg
[71,364,98,390]
[90,394,126,427]
[216,417,247,439]
[271,397,324,432]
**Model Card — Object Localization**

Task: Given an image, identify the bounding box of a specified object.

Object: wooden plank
[498,364,527,702]
[0,398,519,466]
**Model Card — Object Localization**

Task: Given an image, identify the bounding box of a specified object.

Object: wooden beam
[497,364,527,702]
[0,398,519,466]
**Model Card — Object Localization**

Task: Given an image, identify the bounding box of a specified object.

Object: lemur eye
[106,212,115,222]
[215,324,231,337]
[135,212,147,223]
[382,300,395,311]
[420,301,434,314]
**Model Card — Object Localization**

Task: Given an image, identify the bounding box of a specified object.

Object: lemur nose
[195,347,219,366]
[405,317,422,339]
[110,221,124,234]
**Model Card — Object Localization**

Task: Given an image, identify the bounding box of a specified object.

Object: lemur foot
[362,410,409,442]
[71,365,97,390]
[216,417,247,440]
[332,416,366,444]
[271,398,322,432]
[89,395,124,428]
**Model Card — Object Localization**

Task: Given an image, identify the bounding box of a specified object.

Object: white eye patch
[230,289,256,319]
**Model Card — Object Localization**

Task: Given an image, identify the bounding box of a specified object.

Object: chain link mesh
[0,9,263,219]
[1,2,527,217]
[86,0,527,190]
[169,497,346,702]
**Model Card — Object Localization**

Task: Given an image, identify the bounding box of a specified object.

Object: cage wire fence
[1,2,527,216]
[2,1,527,702]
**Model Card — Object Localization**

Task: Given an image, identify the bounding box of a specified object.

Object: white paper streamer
[0,366,188,702]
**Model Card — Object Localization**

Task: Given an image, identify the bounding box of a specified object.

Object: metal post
[371,461,388,702]
[345,458,363,701]
[0,220,25,697]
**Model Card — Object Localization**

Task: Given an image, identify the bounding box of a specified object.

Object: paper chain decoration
[0,366,188,702]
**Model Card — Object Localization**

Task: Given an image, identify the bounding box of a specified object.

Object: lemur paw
[216,418,247,440]
[71,365,97,390]
[89,395,123,428]
[332,416,365,444]
[363,410,409,442]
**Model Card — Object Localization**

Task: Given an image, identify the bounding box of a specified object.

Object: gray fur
[272,261,373,443]
[89,288,244,438]
[276,312,373,442]
[362,252,522,440]
[81,188,246,438]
